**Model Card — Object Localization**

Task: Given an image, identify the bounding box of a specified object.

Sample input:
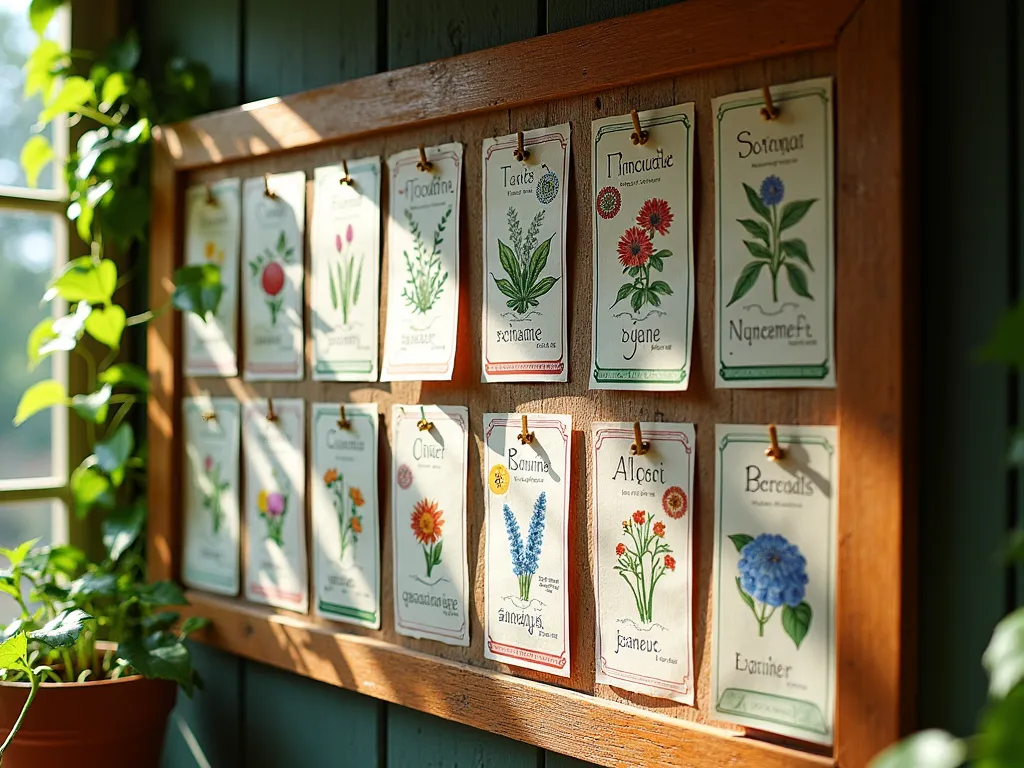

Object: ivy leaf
[98,362,150,392]
[94,424,134,475]
[70,383,113,423]
[983,606,1024,698]
[737,218,770,243]
[138,580,187,607]
[118,639,195,696]
[29,609,93,649]
[728,534,754,553]
[869,730,966,768]
[0,633,27,671]
[779,198,817,231]
[976,684,1024,766]
[40,75,95,125]
[782,602,813,649]
[24,39,62,99]
[784,263,813,300]
[743,183,772,222]
[743,240,773,261]
[0,540,39,568]
[100,71,129,106]
[727,261,766,306]
[47,257,117,305]
[611,283,634,308]
[781,238,813,270]
[180,617,210,638]
[172,264,223,320]
[29,0,65,34]
[69,464,113,519]
[84,305,126,349]
[143,612,180,633]
[100,187,149,246]
[735,577,756,613]
[14,379,68,425]
[21,135,54,188]
[69,571,117,599]
[102,502,145,562]
[34,302,92,364]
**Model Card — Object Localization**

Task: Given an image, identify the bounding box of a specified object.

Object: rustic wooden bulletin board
[146,1,915,765]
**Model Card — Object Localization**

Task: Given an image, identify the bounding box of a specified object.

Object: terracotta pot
[0,670,176,768]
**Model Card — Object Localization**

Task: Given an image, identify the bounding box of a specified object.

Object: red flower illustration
[632,509,646,525]
[664,554,676,572]
[615,542,626,557]
[636,198,673,236]
[662,486,687,519]
[617,226,653,268]
[653,521,666,538]
[261,262,285,297]
[596,186,622,219]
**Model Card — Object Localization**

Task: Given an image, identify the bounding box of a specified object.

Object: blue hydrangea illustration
[502,492,547,601]
[535,166,559,205]
[759,174,785,206]
[730,532,813,648]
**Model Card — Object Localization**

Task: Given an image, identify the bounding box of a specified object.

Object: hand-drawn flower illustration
[349,487,365,507]
[257,480,288,547]
[346,223,354,244]
[350,517,363,534]
[596,186,621,219]
[636,198,673,237]
[397,463,413,490]
[325,469,363,561]
[488,463,511,496]
[200,455,229,534]
[491,207,558,315]
[411,498,445,577]
[535,165,559,205]
[614,509,673,623]
[329,225,364,325]
[204,240,223,264]
[662,486,687,519]
[257,490,268,514]
[323,468,338,485]
[731,532,812,648]
[248,230,294,325]
[266,492,285,517]
[503,493,548,601]
[729,175,817,306]
[617,226,653,268]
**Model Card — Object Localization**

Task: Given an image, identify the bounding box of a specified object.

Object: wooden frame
[147,1,914,766]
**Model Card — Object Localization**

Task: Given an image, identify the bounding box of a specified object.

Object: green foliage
[491,208,559,315]
[401,206,451,314]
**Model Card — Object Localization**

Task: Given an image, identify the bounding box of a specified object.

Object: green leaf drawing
[742,183,772,222]
[727,261,766,306]
[735,577,756,613]
[743,240,773,261]
[781,239,812,270]
[612,283,634,307]
[492,209,558,315]
[785,263,813,300]
[782,601,813,649]
[728,533,754,553]
[737,217,770,242]
[328,263,338,309]
[402,206,451,314]
[649,280,673,296]
[779,199,817,231]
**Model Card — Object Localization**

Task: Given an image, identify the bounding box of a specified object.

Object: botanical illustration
[248,230,294,325]
[257,477,289,546]
[728,175,817,305]
[324,468,364,561]
[662,485,688,519]
[596,186,621,220]
[614,509,675,624]
[502,492,547,601]
[396,463,414,490]
[411,498,445,577]
[401,206,452,314]
[328,224,363,325]
[610,198,675,315]
[200,455,230,534]
[491,207,558,315]
[535,165,559,205]
[730,532,812,648]
[204,240,224,264]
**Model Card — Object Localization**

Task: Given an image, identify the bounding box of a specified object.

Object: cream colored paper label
[242,172,305,381]
[391,405,469,645]
[311,159,382,381]
[711,424,838,744]
[243,398,308,612]
[483,413,571,675]
[590,104,695,391]
[592,422,695,703]
[182,397,240,595]
[381,144,463,381]
[481,126,570,382]
[713,78,836,388]
[183,179,241,377]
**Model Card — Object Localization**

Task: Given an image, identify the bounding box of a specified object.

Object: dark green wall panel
[243,0,379,102]
[386,0,537,70]
[545,752,596,768]
[545,0,679,32]
[244,662,384,767]
[161,643,242,768]
[386,704,540,768]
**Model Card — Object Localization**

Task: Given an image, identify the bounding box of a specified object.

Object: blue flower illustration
[759,175,785,207]
[503,493,547,601]
[522,492,547,574]
[503,504,525,576]
[738,533,808,608]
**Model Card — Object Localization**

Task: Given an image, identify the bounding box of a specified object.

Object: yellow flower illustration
[257,489,269,514]
[488,464,511,496]
[204,240,224,263]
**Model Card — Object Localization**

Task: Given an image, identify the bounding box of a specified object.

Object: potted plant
[0,3,220,765]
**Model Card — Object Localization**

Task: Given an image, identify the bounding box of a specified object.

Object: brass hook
[201,411,217,422]
[765,424,785,461]
[513,131,530,163]
[337,404,351,430]
[518,414,534,444]
[339,159,352,186]
[266,397,278,422]
[205,182,218,206]
[416,406,433,432]
[630,421,649,456]
[416,145,433,172]
[630,110,649,146]
[760,85,780,121]
[263,173,276,198]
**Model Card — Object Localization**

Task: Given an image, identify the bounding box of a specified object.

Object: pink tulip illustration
[335,233,343,253]
[346,224,354,244]
[329,226,363,325]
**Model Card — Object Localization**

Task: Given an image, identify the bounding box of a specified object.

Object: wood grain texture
[158,0,860,169]
[387,0,537,70]
[181,591,832,768]
[243,0,379,102]
[835,0,915,763]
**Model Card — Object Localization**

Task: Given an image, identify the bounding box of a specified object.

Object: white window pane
[0,499,66,623]
[0,0,57,189]
[0,210,63,482]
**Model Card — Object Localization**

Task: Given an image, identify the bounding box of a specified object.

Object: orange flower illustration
[349,487,365,507]
[653,521,666,537]
[411,499,444,545]
[632,510,646,525]
[615,543,626,557]
[664,555,676,572]
[350,516,363,534]
[662,486,688,519]
[323,468,339,485]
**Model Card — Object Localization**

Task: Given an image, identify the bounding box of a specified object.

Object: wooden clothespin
[337,405,351,430]
[266,397,278,422]
[339,159,352,186]
[205,182,218,206]
[630,109,649,146]
[760,85,780,121]
[765,424,785,461]
[416,145,433,172]
[417,406,433,431]
[201,410,217,422]
[630,421,649,456]
[518,414,534,444]
[263,172,276,198]
[513,131,530,162]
